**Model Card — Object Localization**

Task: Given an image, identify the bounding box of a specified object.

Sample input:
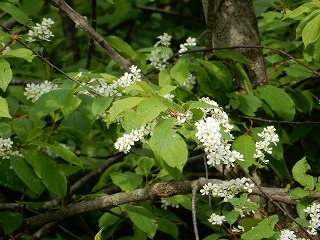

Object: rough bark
[202,0,266,86]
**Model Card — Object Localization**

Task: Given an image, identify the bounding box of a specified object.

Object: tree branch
[45,0,130,72]
[18,178,300,234]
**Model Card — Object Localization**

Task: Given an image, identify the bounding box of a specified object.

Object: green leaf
[241,215,278,240]
[232,135,256,171]
[23,151,67,196]
[126,205,158,239]
[196,59,233,91]
[46,142,82,166]
[150,118,188,172]
[12,118,33,141]
[3,49,35,62]
[0,97,11,118]
[61,94,82,119]
[238,94,262,116]
[290,187,310,200]
[0,211,23,235]
[0,2,29,24]
[302,13,320,47]
[215,50,252,65]
[138,157,155,176]
[10,156,44,195]
[234,63,253,95]
[283,3,318,19]
[94,227,104,240]
[29,89,73,121]
[122,98,167,132]
[107,97,145,124]
[158,85,177,97]
[92,96,113,116]
[0,59,12,92]
[110,172,143,191]
[222,210,239,225]
[203,233,225,240]
[159,69,173,87]
[256,85,296,121]
[292,157,314,190]
[170,59,190,85]
[285,62,313,80]
[157,218,178,238]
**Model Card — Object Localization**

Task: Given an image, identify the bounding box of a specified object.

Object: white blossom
[24,80,59,103]
[304,202,320,235]
[208,213,225,225]
[253,126,279,164]
[154,33,172,47]
[160,198,179,210]
[183,73,196,91]
[83,65,141,97]
[149,48,170,70]
[0,137,22,159]
[26,18,54,42]
[178,36,197,54]
[200,178,254,202]
[114,121,156,154]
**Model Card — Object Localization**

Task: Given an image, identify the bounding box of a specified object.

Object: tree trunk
[202,0,266,86]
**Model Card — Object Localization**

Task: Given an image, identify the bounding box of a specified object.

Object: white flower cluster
[253,126,279,164]
[27,18,54,43]
[183,73,196,91]
[163,93,174,101]
[1,42,11,55]
[208,213,225,225]
[114,121,156,154]
[278,229,307,240]
[232,225,244,233]
[178,37,197,54]
[195,98,243,167]
[304,202,320,235]
[0,137,22,159]
[150,33,172,70]
[84,65,141,97]
[175,110,193,125]
[160,198,179,210]
[154,33,172,47]
[24,80,59,103]
[200,178,254,202]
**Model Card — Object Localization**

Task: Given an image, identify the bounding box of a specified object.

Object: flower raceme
[24,80,59,103]
[27,18,54,43]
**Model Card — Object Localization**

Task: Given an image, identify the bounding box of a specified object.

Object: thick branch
[19,178,297,233]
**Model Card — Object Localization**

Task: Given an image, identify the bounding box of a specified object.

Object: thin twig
[191,182,200,240]
[229,114,320,125]
[85,0,96,69]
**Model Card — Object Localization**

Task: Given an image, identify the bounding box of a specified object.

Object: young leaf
[107,97,145,123]
[10,156,44,195]
[110,172,143,191]
[170,58,190,85]
[0,97,11,118]
[241,215,278,240]
[232,135,256,171]
[292,157,314,190]
[256,85,295,121]
[126,205,158,239]
[302,13,320,47]
[61,93,82,119]
[12,118,33,141]
[94,227,104,240]
[0,211,23,235]
[138,157,155,176]
[0,59,12,92]
[23,151,67,196]
[159,69,173,87]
